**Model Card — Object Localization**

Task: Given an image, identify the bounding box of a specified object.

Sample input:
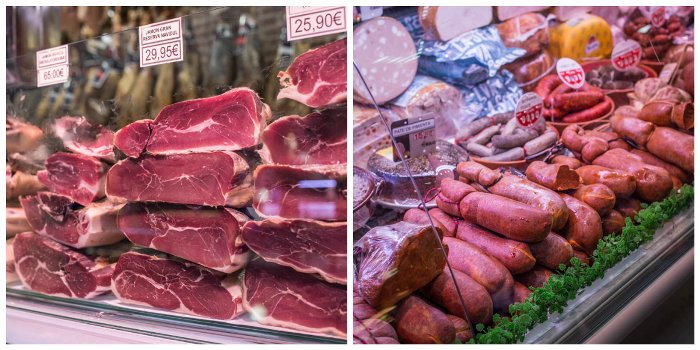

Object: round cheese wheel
[353,17,418,105]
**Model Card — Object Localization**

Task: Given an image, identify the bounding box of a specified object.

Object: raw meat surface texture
[37,152,107,206]
[243,258,347,336]
[113,88,270,157]
[13,232,113,298]
[20,192,125,248]
[260,107,347,165]
[52,116,115,162]
[277,38,347,108]
[242,218,346,284]
[111,252,244,320]
[118,202,250,273]
[253,164,347,221]
[106,151,252,207]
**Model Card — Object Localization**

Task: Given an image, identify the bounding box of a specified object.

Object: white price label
[556,58,586,89]
[515,92,544,128]
[611,40,642,71]
[36,45,69,87]
[139,17,184,67]
[286,6,346,41]
[650,7,666,27]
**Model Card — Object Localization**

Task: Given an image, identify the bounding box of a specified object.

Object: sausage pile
[535,75,613,123]
[623,15,684,60]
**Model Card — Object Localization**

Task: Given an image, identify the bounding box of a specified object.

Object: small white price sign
[611,40,642,71]
[36,45,69,87]
[515,93,544,128]
[286,6,346,41]
[139,17,184,67]
[650,6,666,27]
[556,58,586,89]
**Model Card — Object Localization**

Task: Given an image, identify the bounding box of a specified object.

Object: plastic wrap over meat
[461,70,524,118]
[354,221,446,310]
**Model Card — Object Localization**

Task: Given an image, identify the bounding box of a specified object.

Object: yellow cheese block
[551,14,613,61]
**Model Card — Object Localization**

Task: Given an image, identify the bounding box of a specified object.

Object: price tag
[556,58,586,89]
[36,45,69,87]
[659,63,678,84]
[359,6,383,21]
[286,6,346,41]
[650,6,666,27]
[515,93,544,128]
[611,40,642,71]
[139,17,184,67]
[390,115,436,161]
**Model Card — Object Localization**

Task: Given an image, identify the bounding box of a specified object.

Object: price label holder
[659,63,679,84]
[286,6,346,41]
[36,45,69,87]
[556,58,586,89]
[611,40,642,71]
[139,17,184,67]
[359,6,383,21]
[390,114,436,162]
[650,6,666,27]
[515,93,544,128]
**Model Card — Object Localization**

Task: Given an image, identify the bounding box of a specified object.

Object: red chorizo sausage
[576,165,636,198]
[528,232,574,270]
[615,197,642,220]
[646,127,694,173]
[525,161,581,191]
[515,265,553,289]
[602,209,625,236]
[572,250,590,265]
[394,296,456,344]
[455,220,536,274]
[534,75,561,99]
[573,184,616,216]
[562,98,613,123]
[610,113,655,147]
[630,149,689,188]
[551,155,583,170]
[512,281,532,304]
[422,267,493,325]
[559,194,603,255]
[592,149,674,203]
[552,91,604,112]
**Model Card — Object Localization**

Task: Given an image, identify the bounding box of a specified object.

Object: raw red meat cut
[20,192,125,248]
[52,116,116,162]
[243,258,347,336]
[113,120,153,158]
[242,219,346,284]
[111,252,244,320]
[253,164,347,221]
[118,202,250,273]
[113,88,270,157]
[106,151,252,207]
[259,107,347,165]
[277,38,347,108]
[13,232,113,298]
[37,152,107,206]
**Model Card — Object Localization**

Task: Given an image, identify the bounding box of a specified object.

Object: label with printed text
[556,58,586,89]
[286,7,346,41]
[611,40,642,71]
[37,45,69,87]
[139,17,184,67]
[515,93,544,128]
[390,115,436,161]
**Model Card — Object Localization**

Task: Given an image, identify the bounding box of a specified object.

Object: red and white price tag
[36,45,69,87]
[556,58,586,89]
[611,40,642,71]
[650,7,666,27]
[515,92,544,128]
[139,17,184,67]
[286,6,346,41]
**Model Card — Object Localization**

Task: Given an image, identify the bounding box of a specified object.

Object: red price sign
[556,58,585,89]
[611,40,642,71]
[515,92,544,128]
[651,7,666,27]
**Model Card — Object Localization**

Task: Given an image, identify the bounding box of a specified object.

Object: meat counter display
[6,6,348,344]
[351,6,694,344]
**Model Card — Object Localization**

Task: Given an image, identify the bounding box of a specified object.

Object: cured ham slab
[111,252,244,320]
[20,192,125,248]
[242,219,346,284]
[52,116,116,162]
[13,232,113,298]
[113,88,270,157]
[118,202,250,273]
[105,151,252,207]
[277,38,347,108]
[253,164,347,221]
[243,258,347,336]
[259,107,347,165]
[37,152,107,206]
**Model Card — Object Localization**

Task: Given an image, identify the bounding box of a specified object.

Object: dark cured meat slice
[260,107,347,165]
[52,116,116,162]
[106,151,252,207]
[243,258,347,336]
[277,38,347,108]
[20,192,125,248]
[113,88,270,157]
[242,219,346,284]
[111,252,244,320]
[37,152,107,206]
[13,232,113,298]
[253,164,347,221]
[118,202,250,273]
